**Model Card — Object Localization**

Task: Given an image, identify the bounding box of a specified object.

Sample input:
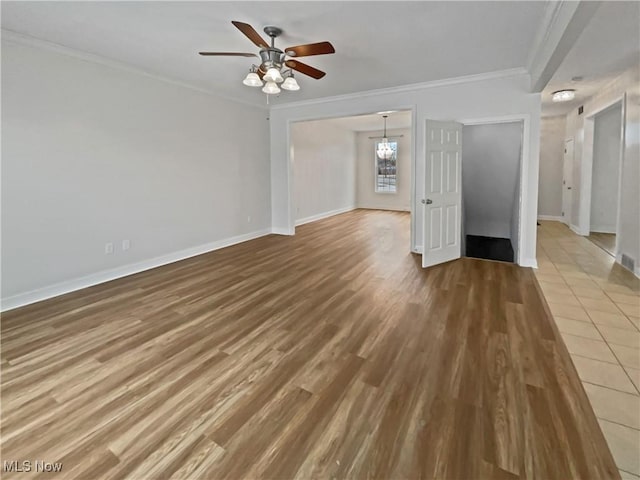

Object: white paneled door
[422,120,463,268]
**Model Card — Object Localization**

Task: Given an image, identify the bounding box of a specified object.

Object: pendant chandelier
[376,115,394,160]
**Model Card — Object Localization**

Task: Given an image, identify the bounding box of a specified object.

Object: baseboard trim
[537,215,563,222]
[1,228,273,312]
[295,205,356,226]
[357,206,411,213]
[590,226,616,234]
[569,224,584,236]
[271,227,294,236]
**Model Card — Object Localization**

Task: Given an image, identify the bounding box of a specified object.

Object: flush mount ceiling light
[199,21,335,96]
[376,115,394,161]
[552,89,576,102]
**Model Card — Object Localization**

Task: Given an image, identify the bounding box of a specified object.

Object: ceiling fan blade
[285,41,335,57]
[199,52,258,57]
[231,21,269,49]
[285,60,326,79]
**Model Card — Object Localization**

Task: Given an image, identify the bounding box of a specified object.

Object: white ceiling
[541,1,640,117]
[319,110,413,132]
[1,1,547,107]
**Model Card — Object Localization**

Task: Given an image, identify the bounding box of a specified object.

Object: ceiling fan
[199,21,335,95]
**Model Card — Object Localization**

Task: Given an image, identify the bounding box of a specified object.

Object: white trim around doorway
[578,94,626,257]
[458,114,531,267]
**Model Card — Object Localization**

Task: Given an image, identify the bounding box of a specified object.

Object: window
[375,141,398,193]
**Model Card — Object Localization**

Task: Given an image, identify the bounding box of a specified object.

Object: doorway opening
[288,109,415,250]
[461,121,523,263]
[587,101,623,257]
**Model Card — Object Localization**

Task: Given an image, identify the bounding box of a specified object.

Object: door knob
[421,199,433,204]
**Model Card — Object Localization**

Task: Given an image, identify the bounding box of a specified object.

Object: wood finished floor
[1,210,619,479]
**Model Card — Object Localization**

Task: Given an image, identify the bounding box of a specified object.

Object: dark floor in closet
[466,235,514,263]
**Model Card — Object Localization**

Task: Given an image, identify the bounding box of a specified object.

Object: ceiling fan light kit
[263,67,284,83]
[242,70,263,87]
[262,81,281,95]
[281,75,300,91]
[199,21,335,96]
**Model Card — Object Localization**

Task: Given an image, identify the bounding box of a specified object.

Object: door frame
[562,138,574,226]
[285,104,418,251]
[578,95,625,258]
[456,114,530,266]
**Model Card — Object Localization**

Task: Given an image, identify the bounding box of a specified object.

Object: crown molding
[526,1,571,75]
[526,1,602,92]
[269,67,528,111]
[1,29,268,110]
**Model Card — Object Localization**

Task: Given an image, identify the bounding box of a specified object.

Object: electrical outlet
[105,242,114,255]
[122,239,130,251]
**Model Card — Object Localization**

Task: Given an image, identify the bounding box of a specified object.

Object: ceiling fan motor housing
[259,48,285,70]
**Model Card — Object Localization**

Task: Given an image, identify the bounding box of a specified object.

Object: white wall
[538,116,566,217]
[461,122,522,241]
[291,120,356,224]
[269,71,541,267]
[565,65,640,274]
[590,104,622,233]
[356,128,411,211]
[1,40,271,308]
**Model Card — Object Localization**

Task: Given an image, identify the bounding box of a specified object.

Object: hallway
[536,221,640,478]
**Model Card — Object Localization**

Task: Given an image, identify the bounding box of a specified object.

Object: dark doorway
[461,121,523,265]
[466,235,514,263]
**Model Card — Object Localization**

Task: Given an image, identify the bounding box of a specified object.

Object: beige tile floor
[536,221,640,478]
